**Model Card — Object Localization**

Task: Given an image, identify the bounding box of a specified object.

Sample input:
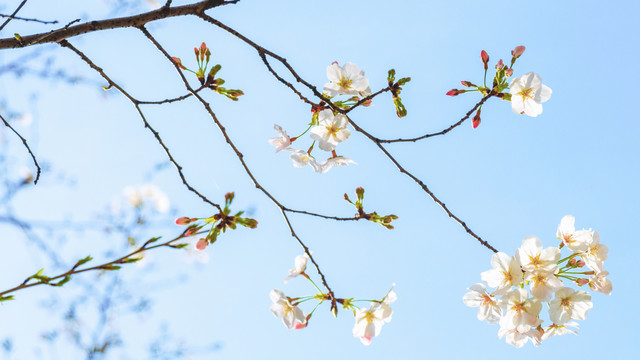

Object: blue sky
[0,0,638,359]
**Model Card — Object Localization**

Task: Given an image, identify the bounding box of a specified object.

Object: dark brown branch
[377,94,493,143]
[0,0,27,32]
[58,39,222,212]
[0,0,237,49]
[0,112,41,184]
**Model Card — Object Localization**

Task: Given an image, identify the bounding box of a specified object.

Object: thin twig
[0,0,27,32]
[0,112,41,184]
[0,14,58,25]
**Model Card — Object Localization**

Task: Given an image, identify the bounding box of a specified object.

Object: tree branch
[0,0,237,49]
[0,112,41,184]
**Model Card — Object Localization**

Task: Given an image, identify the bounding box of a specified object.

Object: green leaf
[75,255,93,268]
[51,276,71,287]
[0,295,14,302]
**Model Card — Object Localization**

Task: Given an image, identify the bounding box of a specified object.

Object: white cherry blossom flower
[480,252,524,295]
[582,231,609,272]
[283,253,309,284]
[309,110,350,151]
[556,215,591,253]
[542,322,579,340]
[516,236,560,274]
[289,149,318,169]
[268,124,291,152]
[509,72,552,117]
[588,270,612,295]
[498,321,542,348]
[269,289,307,330]
[498,288,542,333]
[352,289,396,345]
[323,62,369,97]
[525,270,563,301]
[313,156,357,173]
[462,283,502,324]
[549,287,593,325]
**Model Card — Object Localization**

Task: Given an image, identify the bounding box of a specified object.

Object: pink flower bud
[472,108,481,129]
[576,278,589,286]
[460,81,476,87]
[495,59,504,69]
[481,50,489,70]
[175,217,192,225]
[511,45,526,59]
[505,68,514,77]
[172,57,186,70]
[196,238,208,250]
[446,89,465,96]
[577,260,586,267]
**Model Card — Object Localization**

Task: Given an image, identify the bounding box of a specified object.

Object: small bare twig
[0,112,41,184]
[0,14,58,25]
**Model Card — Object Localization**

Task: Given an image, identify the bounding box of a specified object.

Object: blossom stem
[557,253,579,264]
[306,276,323,294]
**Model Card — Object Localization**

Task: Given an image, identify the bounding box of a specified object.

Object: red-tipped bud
[568,258,577,266]
[171,57,186,70]
[196,238,208,250]
[577,260,586,268]
[199,42,207,61]
[505,68,514,77]
[495,59,504,69]
[481,50,489,70]
[175,217,193,225]
[460,81,476,88]
[472,108,481,129]
[194,47,199,58]
[446,89,465,96]
[511,45,525,59]
[576,278,589,286]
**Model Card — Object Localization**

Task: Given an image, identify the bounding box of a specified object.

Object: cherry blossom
[268,124,292,152]
[323,62,369,97]
[498,322,542,348]
[515,236,560,274]
[462,283,502,324]
[498,288,542,333]
[588,270,612,295]
[525,270,563,301]
[352,288,396,345]
[542,322,579,340]
[582,231,609,272]
[289,149,318,169]
[556,215,591,253]
[549,287,593,325]
[269,289,307,330]
[283,253,309,284]
[480,252,524,295]
[309,110,351,151]
[509,72,552,117]
[313,156,356,173]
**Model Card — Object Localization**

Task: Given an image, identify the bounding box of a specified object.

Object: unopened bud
[355,187,365,199]
[505,68,514,77]
[171,57,186,70]
[576,278,589,286]
[511,45,526,59]
[481,50,489,70]
[495,59,504,69]
[460,81,476,88]
[472,108,481,129]
[577,260,586,267]
[446,89,465,96]
[175,217,193,225]
[196,238,208,250]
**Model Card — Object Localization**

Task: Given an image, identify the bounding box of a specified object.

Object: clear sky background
[0,0,638,359]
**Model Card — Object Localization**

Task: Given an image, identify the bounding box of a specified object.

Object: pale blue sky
[0,0,638,359]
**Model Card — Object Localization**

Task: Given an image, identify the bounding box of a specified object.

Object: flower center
[518,87,534,101]
[338,77,353,90]
[364,309,376,324]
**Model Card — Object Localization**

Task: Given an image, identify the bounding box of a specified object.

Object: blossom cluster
[268,62,370,173]
[270,253,396,345]
[447,46,552,127]
[463,215,610,347]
